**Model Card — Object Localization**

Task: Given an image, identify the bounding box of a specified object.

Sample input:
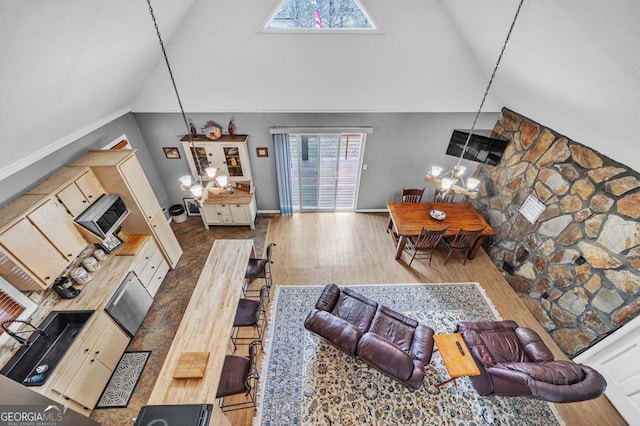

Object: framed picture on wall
[163,147,181,159]
[256,147,269,157]
[183,198,201,216]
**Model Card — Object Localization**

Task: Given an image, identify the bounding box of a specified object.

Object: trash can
[169,204,187,223]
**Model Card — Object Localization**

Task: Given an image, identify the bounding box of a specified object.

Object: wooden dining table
[386,201,496,260]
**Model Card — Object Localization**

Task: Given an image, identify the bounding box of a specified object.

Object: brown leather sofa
[304,283,434,391]
[456,320,607,403]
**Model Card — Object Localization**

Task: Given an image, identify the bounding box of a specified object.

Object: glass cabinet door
[223,146,244,177]
[190,146,209,177]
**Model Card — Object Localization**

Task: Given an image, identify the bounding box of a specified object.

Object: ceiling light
[426,0,525,200]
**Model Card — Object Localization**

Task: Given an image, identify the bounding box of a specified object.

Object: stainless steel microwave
[74,193,128,239]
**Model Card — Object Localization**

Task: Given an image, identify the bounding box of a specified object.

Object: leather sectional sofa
[304,283,435,391]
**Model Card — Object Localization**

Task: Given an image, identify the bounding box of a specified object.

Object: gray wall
[134,112,500,211]
[0,113,168,209]
[0,111,501,213]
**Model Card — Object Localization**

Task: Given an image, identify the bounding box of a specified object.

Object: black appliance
[446,129,509,166]
[134,404,212,426]
[52,276,80,299]
[74,193,129,239]
[104,272,153,337]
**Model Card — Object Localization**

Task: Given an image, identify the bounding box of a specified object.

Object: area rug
[95,351,150,409]
[255,283,563,426]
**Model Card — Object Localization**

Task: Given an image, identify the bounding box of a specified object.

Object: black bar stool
[216,340,260,412]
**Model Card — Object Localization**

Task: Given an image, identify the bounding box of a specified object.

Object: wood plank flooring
[229,212,625,426]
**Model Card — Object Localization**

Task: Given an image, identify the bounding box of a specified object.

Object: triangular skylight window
[265,0,377,31]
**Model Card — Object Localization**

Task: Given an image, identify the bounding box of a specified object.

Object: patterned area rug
[95,351,150,409]
[255,283,563,426]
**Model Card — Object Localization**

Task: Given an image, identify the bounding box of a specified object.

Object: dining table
[386,201,496,260]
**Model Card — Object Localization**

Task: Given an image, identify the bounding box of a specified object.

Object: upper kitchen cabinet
[28,167,105,218]
[56,171,105,217]
[72,150,182,268]
[180,135,252,182]
[0,197,89,290]
[0,217,70,290]
[27,199,88,261]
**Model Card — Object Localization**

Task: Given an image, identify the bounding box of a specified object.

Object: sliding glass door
[289,133,365,211]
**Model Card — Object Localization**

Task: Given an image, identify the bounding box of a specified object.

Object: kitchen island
[146,239,254,426]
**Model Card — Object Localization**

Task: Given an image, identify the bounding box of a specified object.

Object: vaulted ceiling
[1,0,639,178]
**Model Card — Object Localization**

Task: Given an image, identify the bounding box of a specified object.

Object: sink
[1,310,94,386]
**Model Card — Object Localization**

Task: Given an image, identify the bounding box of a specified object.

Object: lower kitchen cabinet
[131,236,169,297]
[50,311,130,411]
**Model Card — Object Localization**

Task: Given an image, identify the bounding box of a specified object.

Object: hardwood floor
[229,212,625,426]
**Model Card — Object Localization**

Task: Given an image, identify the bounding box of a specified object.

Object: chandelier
[426,0,525,200]
[146,0,221,198]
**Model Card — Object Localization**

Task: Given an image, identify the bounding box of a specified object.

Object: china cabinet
[180,134,252,181]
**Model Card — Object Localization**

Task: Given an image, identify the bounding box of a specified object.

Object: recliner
[455,320,607,403]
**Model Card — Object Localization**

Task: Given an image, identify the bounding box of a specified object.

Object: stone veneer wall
[473,107,640,357]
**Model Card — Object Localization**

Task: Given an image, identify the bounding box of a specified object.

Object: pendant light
[146,0,212,198]
[426,0,525,199]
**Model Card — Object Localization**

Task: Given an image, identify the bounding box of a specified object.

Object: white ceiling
[1,0,639,177]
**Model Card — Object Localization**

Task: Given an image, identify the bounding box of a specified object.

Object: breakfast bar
[146,239,255,426]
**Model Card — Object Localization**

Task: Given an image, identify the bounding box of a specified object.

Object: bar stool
[244,243,276,302]
[230,286,268,350]
[216,340,260,412]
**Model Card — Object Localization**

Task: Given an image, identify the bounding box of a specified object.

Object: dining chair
[440,226,486,265]
[387,188,426,232]
[433,188,455,202]
[402,188,425,203]
[216,339,261,412]
[403,226,448,266]
[244,243,276,302]
[231,286,268,350]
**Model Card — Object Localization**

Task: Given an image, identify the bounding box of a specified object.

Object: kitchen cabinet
[56,170,105,217]
[28,199,88,261]
[118,156,162,222]
[131,236,169,297]
[51,311,129,411]
[180,134,252,182]
[73,150,182,269]
[0,198,89,290]
[0,217,69,289]
[0,167,103,292]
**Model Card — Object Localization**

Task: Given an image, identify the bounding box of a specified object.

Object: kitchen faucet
[1,319,48,346]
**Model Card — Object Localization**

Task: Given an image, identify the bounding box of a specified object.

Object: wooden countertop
[203,191,253,204]
[147,239,254,425]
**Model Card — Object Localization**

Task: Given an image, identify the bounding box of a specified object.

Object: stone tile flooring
[90,215,270,425]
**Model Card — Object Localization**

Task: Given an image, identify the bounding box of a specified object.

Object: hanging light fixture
[146,0,214,198]
[426,0,525,199]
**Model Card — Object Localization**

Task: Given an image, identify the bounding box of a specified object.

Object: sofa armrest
[304,309,361,355]
[315,283,341,312]
[409,325,435,365]
[357,332,418,383]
